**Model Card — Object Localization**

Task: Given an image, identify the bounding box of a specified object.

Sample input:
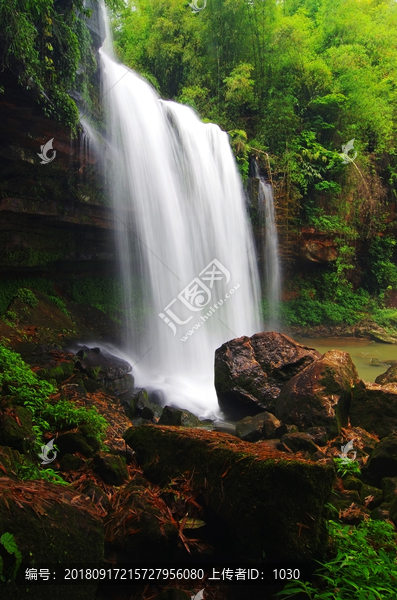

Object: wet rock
[158,405,201,427]
[59,453,84,471]
[342,476,362,492]
[215,331,321,419]
[136,391,163,422]
[368,331,397,344]
[56,432,95,458]
[93,452,129,486]
[123,425,335,561]
[280,432,319,454]
[306,426,328,446]
[275,350,359,436]
[370,503,392,521]
[381,477,397,503]
[348,426,379,455]
[361,433,397,487]
[74,346,132,382]
[361,484,383,509]
[0,405,35,452]
[375,364,397,385]
[0,445,24,480]
[349,380,397,438]
[213,421,237,435]
[235,411,281,442]
[390,497,397,526]
[106,373,135,395]
[132,416,152,427]
[80,481,111,511]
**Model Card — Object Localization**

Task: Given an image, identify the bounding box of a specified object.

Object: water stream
[99,16,262,417]
[254,161,281,330]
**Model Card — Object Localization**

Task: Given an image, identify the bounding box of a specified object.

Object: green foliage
[0,344,55,413]
[0,532,22,582]
[0,345,108,483]
[228,130,250,182]
[276,519,397,599]
[16,288,38,308]
[367,235,397,294]
[41,398,108,442]
[333,458,361,478]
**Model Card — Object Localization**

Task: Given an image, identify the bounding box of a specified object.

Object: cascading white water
[99,16,262,418]
[255,162,281,330]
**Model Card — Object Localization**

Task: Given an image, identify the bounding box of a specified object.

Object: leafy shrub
[276,519,397,599]
[41,398,108,442]
[16,288,38,308]
[333,458,361,478]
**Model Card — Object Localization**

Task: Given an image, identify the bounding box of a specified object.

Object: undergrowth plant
[0,532,22,582]
[333,458,361,478]
[0,344,108,484]
[276,519,397,599]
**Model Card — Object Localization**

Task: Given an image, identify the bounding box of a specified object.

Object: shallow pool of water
[297,338,397,382]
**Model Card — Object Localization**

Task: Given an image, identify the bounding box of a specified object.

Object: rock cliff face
[0,57,124,278]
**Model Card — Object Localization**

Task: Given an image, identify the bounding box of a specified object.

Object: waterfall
[254,161,281,330]
[98,11,262,418]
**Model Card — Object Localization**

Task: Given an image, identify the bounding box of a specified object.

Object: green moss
[123,426,335,561]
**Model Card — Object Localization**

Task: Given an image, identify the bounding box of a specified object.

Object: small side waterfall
[254,161,281,330]
[98,9,262,417]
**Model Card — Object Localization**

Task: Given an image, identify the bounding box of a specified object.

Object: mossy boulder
[0,478,104,600]
[74,346,132,382]
[349,380,397,438]
[305,426,328,446]
[0,406,35,452]
[275,350,359,437]
[56,432,95,458]
[381,476,397,503]
[375,364,397,385]
[390,496,397,526]
[235,411,281,442]
[123,425,335,561]
[280,432,319,454]
[0,445,24,479]
[360,483,383,509]
[158,406,202,427]
[93,452,128,485]
[361,433,397,487]
[343,476,362,492]
[215,331,321,419]
[59,453,84,471]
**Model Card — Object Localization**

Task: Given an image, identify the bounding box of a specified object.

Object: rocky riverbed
[0,293,397,600]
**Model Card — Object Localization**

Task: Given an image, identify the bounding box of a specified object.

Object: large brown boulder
[275,350,359,436]
[215,331,321,419]
[375,364,397,385]
[349,380,397,438]
[123,424,335,562]
[361,433,397,487]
